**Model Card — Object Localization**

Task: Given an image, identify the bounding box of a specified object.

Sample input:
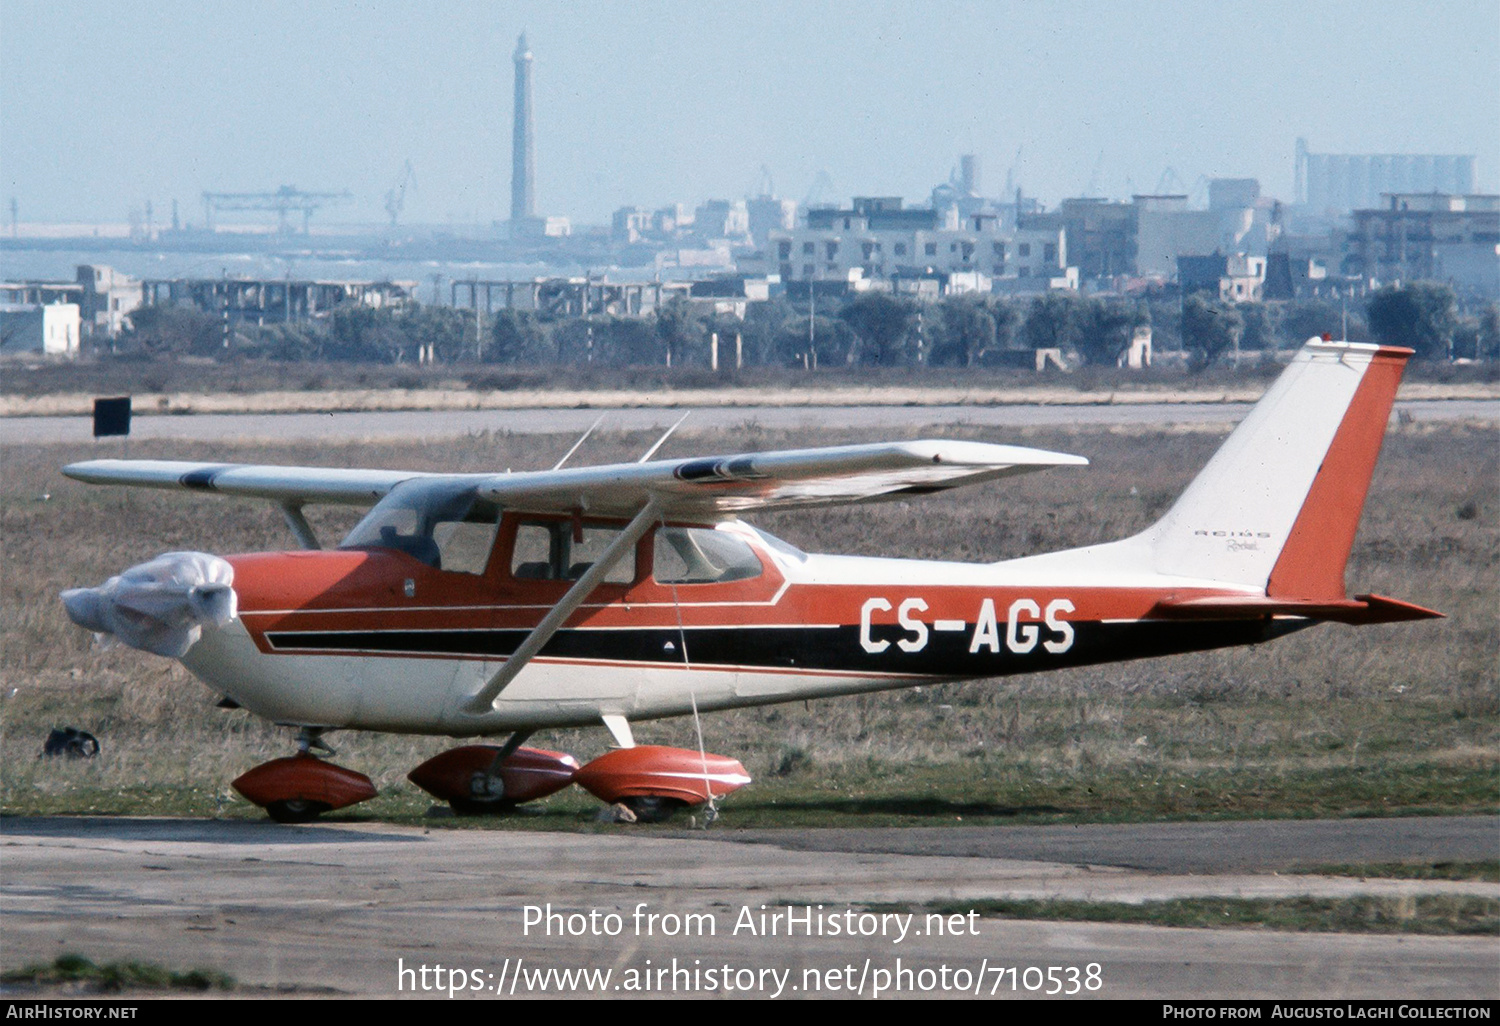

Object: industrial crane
[201,185,352,234]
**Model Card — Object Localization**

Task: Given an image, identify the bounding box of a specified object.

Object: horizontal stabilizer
[1150,593,1443,625]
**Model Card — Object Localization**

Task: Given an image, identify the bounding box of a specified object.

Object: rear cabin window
[653,527,763,584]
[511,521,636,584]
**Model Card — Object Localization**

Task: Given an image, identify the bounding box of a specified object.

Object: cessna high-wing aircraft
[60,340,1440,822]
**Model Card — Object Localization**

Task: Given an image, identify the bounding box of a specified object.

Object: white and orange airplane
[60,340,1440,822]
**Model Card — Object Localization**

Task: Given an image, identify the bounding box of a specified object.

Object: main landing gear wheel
[619,796,685,824]
[447,795,518,817]
[264,798,333,824]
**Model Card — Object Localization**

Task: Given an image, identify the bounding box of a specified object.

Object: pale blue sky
[2,0,1496,226]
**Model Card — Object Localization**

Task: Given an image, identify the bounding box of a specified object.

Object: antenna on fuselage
[551,414,605,471]
[637,411,691,463]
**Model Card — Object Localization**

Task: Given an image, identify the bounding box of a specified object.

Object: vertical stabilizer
[1141,341,1412,598]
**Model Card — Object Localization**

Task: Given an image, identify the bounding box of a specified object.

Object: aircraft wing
[63,440,1086,516]
[478,440,1087,517]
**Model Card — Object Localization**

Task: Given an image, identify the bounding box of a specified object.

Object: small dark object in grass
[42,727,99,759]
[1456,501,1478,521]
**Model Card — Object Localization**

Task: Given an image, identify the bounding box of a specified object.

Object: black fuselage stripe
[263,620,1306,675]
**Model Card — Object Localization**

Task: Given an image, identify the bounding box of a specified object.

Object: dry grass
[1,419,1495,824]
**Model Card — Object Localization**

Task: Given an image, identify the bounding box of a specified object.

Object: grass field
[1,419,1495,827]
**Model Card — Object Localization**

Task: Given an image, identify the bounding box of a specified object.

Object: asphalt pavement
[2,814,1495,999]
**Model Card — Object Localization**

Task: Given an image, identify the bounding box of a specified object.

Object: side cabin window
[339,480,500,575]
[653,527,763,585]
[511,520,636,584]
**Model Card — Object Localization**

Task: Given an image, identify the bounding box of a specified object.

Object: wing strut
[279,502,320,550]
[463,496,662,714]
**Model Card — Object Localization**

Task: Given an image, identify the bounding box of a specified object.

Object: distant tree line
[113,284,1498,368]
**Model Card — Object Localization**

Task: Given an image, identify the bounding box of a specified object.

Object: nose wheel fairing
[231,754,378,821]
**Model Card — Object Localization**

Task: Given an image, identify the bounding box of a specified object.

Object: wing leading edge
[63,439,1087,518]
[62,459,450,505]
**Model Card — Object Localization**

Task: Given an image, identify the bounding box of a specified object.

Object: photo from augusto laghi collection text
[1162,1009,1494,1020]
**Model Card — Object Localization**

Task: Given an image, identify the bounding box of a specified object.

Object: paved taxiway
[2,816,1495,998]
[3,399,1496,446]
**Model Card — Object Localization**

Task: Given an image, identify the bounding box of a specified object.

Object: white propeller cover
[62,551,237,659]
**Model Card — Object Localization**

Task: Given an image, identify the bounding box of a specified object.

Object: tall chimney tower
[510,33,536,221]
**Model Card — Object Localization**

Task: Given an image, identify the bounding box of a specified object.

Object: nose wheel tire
[264,799,332,824]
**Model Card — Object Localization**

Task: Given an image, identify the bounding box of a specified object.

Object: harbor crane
[201,185,352,234]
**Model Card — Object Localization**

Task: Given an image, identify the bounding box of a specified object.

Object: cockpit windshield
[339,479,500,574]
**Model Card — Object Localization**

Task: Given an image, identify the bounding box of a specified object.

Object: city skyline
[2,0,1497,229]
